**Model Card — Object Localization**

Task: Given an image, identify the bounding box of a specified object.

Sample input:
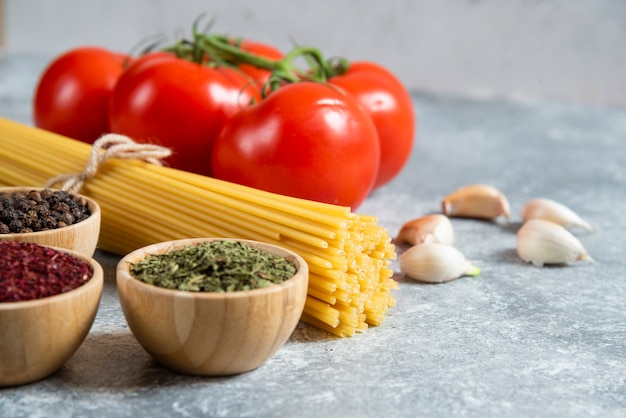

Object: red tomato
[109,53,260,176]
[33,47,129,143]
[211,82,380,209]
[232,39,284,85]
[329,61,415,189]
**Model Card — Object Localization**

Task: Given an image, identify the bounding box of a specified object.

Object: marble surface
[1,54,625,417]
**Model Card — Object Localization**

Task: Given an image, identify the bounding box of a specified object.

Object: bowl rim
[0,186,101,239]
[0,244,104,310]
[117,237,308,300]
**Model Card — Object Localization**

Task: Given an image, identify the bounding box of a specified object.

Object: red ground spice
[0,241,93,302]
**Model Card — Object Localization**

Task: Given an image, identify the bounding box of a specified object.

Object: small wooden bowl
[0,187,101,258]
[0,247,104,387]
[116,238,309,376]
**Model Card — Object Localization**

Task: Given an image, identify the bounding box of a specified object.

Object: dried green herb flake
[129,240,297,292]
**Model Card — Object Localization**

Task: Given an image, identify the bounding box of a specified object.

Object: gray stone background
[1,2,626,417]
[3,0,626,106]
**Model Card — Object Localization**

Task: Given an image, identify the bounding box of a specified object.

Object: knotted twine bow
[45,133,172,195]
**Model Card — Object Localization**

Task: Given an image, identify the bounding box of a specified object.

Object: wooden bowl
[116,238,309,376]
[0,187,101,258]
[0,247,104,387]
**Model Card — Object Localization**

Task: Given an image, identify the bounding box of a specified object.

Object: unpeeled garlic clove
[442,184,510,221]
[521,198,594,232]
[517,219,593,267]
[396,214,454,246]
[399,243,481,283]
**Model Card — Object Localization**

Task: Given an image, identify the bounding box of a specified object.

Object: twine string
[45,133,172,195]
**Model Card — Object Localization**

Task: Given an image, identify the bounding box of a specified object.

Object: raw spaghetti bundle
[0,117,397,337]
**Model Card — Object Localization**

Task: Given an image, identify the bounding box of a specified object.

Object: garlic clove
[396,214,454,246]
[521,198,594,232]
[399,243,481,283]
[517,219,593,267]
[442,184,510,221]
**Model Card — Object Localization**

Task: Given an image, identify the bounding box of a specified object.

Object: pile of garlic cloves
[517,198,594,267]
[396,184,595,284]
[397,211,480,284]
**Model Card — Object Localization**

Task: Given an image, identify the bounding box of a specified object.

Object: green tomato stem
[158,28,351,94]
[197,34,335,84]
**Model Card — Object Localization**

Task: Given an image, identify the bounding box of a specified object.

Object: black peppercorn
[52,202,70,213]
[14,199,30,212]
[27,190,42,202]
[9,219,24,232]
[2,207,19,221]
[0,189,91,234]
[42,215,58,230]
